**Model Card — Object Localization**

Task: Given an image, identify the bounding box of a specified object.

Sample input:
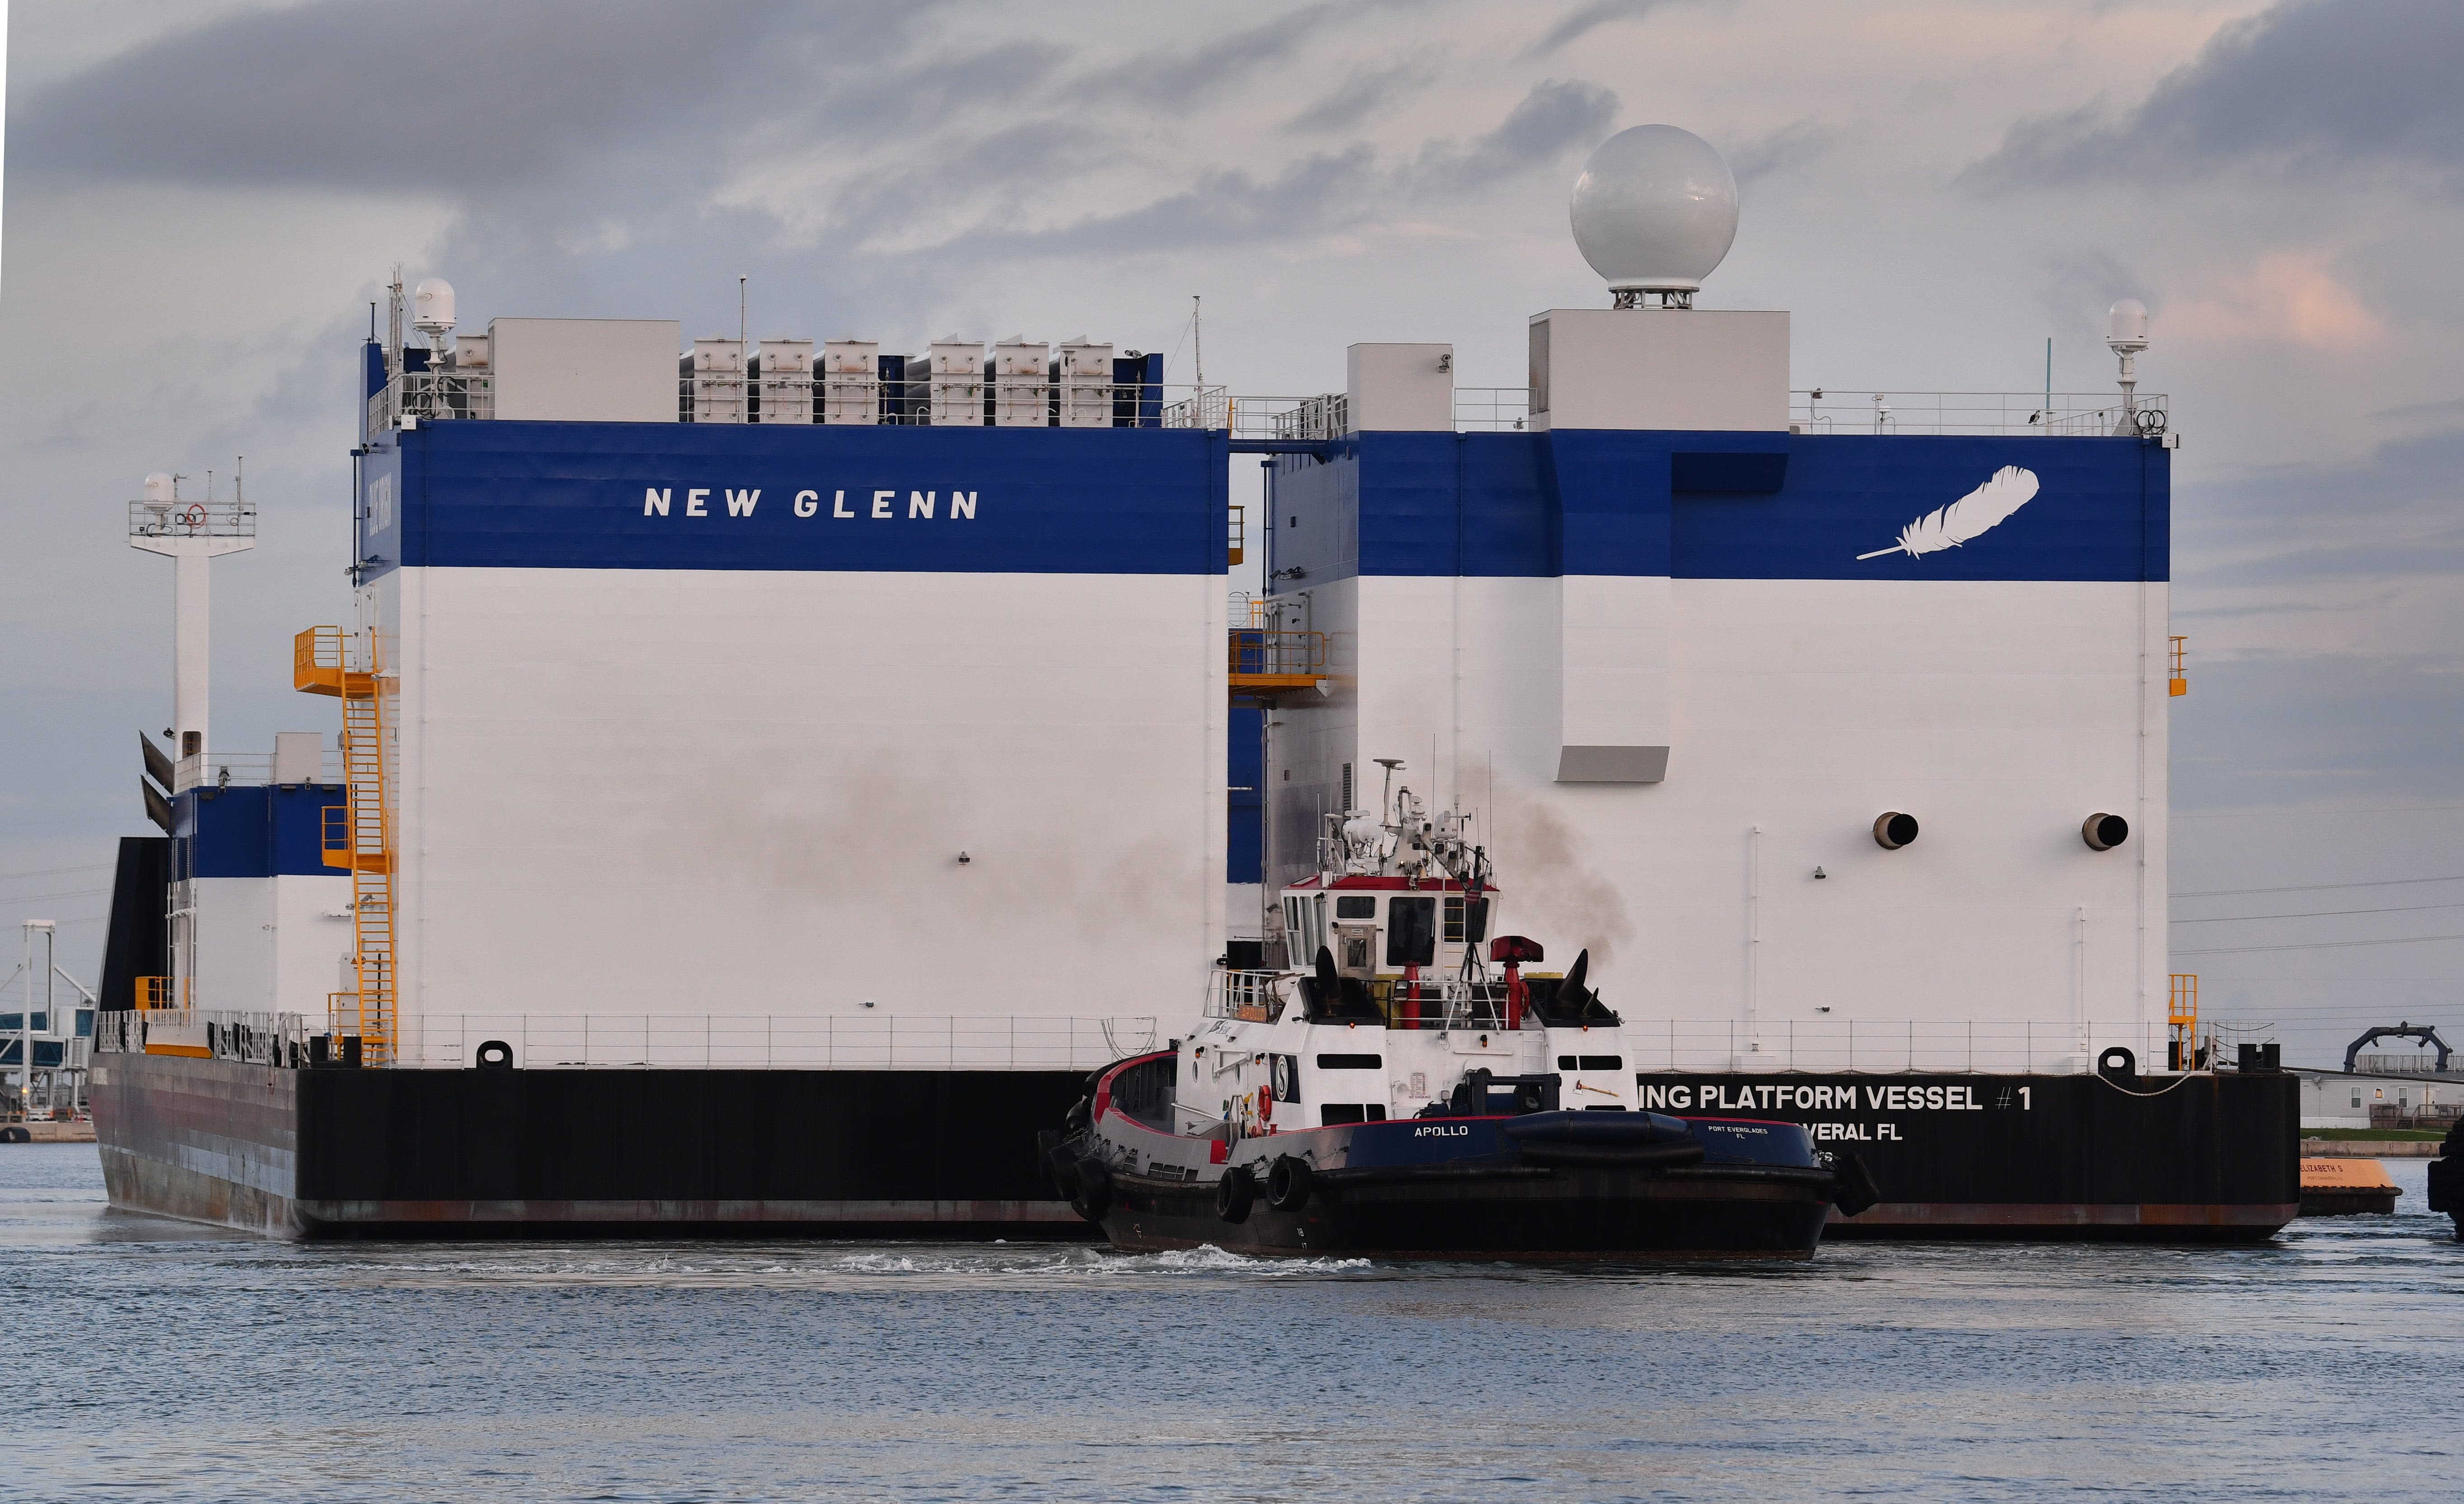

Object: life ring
[182,503,207,529]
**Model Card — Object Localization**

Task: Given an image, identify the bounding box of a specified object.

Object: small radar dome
[413,277,457,337]
[1569,125,1739,305]
[143,472,174,506]
[2107,298,2149,352]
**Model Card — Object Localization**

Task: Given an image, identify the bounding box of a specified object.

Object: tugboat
[1045,763,1879,1259]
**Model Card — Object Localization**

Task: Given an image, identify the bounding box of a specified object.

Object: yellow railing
[1228,505,1245,567]
[136,976,189,1010]
[2168,972,2199,1070]
[2168,635,2187,697]
[1228,628,1326,683]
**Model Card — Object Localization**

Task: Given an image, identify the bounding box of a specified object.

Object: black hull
[1098,1162,1834,1260]
[1640,1070,2300,1242]
[89,1052,2300,1244]
[91,1051,1092,1240]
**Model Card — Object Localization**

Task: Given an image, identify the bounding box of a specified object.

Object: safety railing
[1790,391,2170,438]
[95,1008,309,1066]
[1627,1020,2179,1074]
[384,1014,1163,1070]
[1454,388,1530,431]
[1208,972,1288,1023]
[1228,628,1326,679]
[169,749,348,793]
[367,369,495,435]
[128,497,256,540]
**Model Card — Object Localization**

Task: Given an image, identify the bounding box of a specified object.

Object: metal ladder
[296,626,396,1064]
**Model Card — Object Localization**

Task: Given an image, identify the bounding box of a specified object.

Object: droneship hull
[1641,1069,2300,1242]
[90,1050,1088,1239]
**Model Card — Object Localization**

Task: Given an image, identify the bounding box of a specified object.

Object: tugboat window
[1386,897,1436,966]
[1445,895,1488,943]
[1335,895,1377,918]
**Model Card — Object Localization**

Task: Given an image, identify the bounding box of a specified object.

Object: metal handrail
[128,498,255,539]
[1228,628,1326,678]
[1791,390,2171,438]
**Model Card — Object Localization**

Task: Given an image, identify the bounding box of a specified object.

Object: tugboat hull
[1098,1161,1835,1259]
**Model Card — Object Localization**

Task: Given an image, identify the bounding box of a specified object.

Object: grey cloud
[2171,653,2464,811]
[2173,426,2464,590]
[1727,119,1829,184]
[6,0,939,192]
[1074,4,1349,107]
[896,78,1613,268]
[1409,79,1617,193]
[1286,55,1443,134]
[1969,0,2464,194]
[1524,0,1669,58]
[926,145,1383,263]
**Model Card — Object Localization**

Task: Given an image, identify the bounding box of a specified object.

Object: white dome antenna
[413,277,457,350]
[1568,125,1739,310]
[2107,299,2150,433]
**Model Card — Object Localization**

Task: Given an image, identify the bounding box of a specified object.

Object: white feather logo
[1856,465,2041,560]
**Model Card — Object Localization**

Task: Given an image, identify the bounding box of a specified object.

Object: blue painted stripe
[361,421,1231,578]
[1272,431,2168,583]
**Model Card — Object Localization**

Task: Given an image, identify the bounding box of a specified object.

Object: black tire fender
[1830,1148,1881,1218]
[1216,1164,1257,1224]
[1266,1156,1313,1213]
[1070,1157,1112,1222]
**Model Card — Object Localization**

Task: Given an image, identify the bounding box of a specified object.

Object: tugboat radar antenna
[1374,757,1405,820]
[1568,125,1739,310]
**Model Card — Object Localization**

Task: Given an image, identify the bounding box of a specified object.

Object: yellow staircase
[295,626,396,1064]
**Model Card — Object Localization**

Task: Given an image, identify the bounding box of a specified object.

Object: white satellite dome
[413,277,457,336]
[2107,298,2150,351]
[1568,125,1739,305]
[143,472,174,506]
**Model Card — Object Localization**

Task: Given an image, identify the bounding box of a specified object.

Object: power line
[0,863,112,885]
[2174,804,2464,820]
[2174,874,2464,898]
[2175,932,2464,956]
[2172,900,2464,925]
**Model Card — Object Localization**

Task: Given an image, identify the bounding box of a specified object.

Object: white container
[756,337,814,424]
[820,338,880,426]
[990,336,1049,427]
[1055,339,1113,428]
[925,337,983,427]
[687,336,746,423]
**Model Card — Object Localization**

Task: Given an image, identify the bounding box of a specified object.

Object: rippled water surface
[4,1143,2457,1501]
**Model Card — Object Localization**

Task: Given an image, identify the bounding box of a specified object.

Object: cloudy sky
[4,0,2461,1062]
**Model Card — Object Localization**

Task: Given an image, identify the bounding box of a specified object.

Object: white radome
[2107,298,2150,351]
[1568,125,1739,296]
[413,277,457,337]
[143,472,175,506]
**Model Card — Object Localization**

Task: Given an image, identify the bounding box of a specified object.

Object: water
[3,1144,2456,1502]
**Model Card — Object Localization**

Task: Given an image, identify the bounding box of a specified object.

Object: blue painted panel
[1228,705,1263,884]
[365,421,1229,578]
[1270,430,2166,584]
[177,786,346,879]
[1676,435,2166,583]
